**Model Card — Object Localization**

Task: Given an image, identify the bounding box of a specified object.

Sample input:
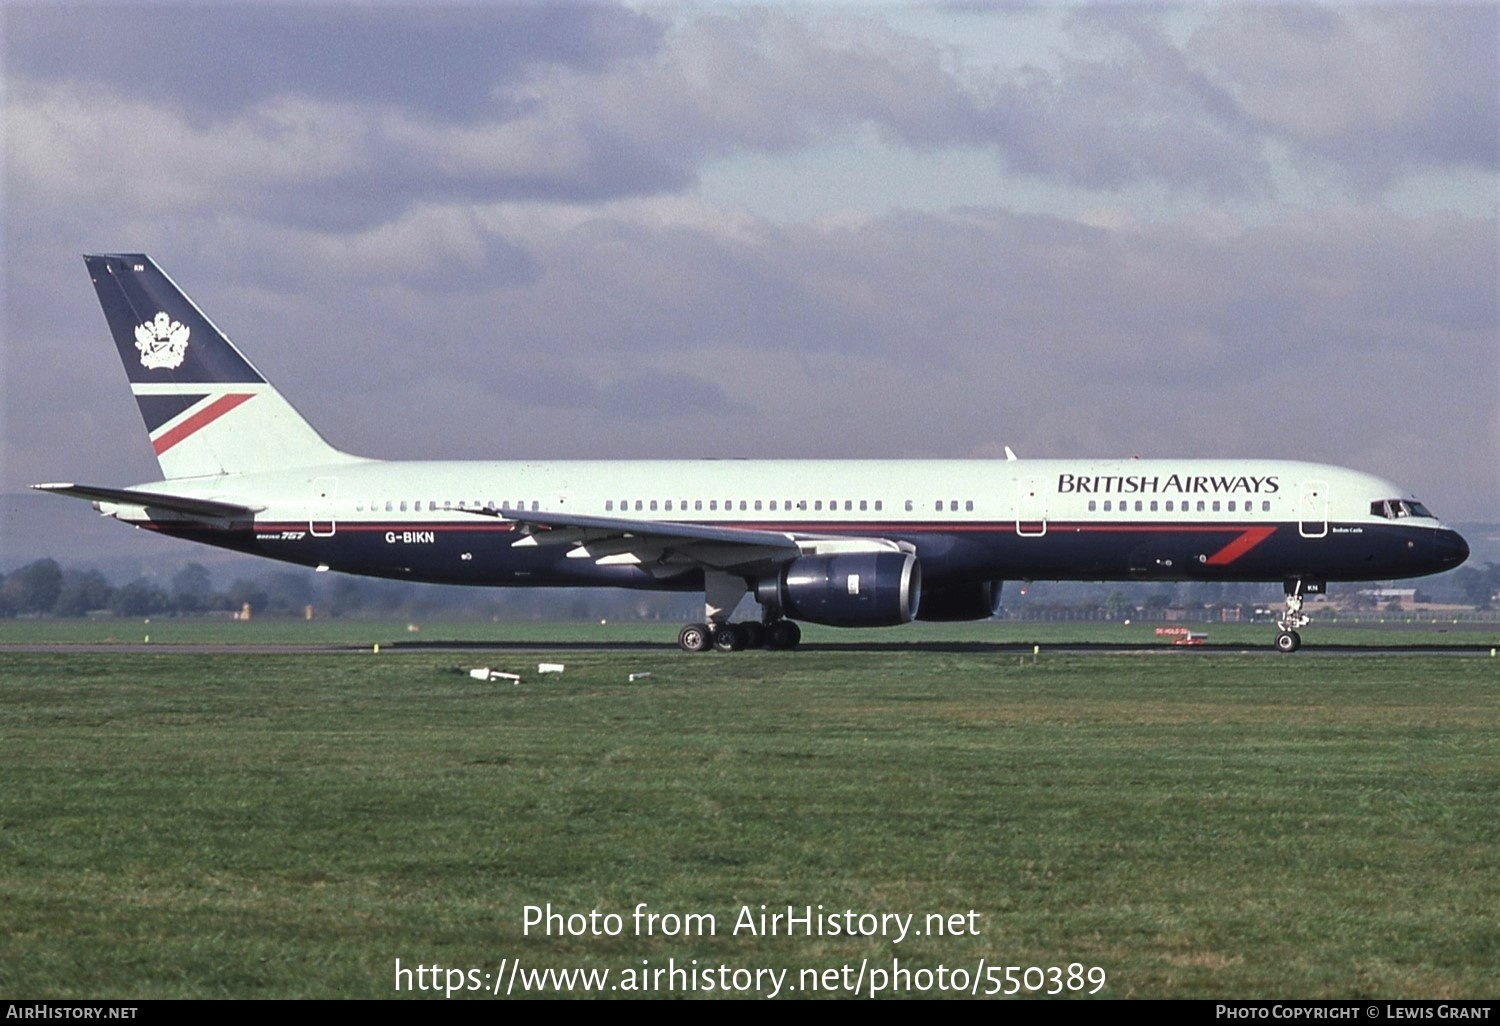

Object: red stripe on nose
[1204,526,1276,565]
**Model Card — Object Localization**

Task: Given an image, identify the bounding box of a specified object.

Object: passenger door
[1298,480,1328,539]
[1016,477,1047,537]
[309,476,338,537]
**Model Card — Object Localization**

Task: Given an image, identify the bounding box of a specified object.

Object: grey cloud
[5,3,662,122]
[460,202,1495,412]
[969,5,1496,196]
[978,12,1269,195]
[1191,6,1499,186]
[598,371,754,422]
[652,13,988,151]
[1,8,997,231]
[13,4,1491,238]
[4,3,678,231]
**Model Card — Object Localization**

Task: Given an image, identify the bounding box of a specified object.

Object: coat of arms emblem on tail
[134,311,190,369]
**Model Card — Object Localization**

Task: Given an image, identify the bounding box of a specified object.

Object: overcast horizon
[3,2,1496,567]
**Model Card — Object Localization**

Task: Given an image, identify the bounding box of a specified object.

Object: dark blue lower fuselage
[141,517,1469,593]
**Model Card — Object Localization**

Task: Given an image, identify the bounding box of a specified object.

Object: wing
[468,506,908,577]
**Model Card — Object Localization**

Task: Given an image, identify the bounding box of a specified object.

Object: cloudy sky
[2,1,1496,562]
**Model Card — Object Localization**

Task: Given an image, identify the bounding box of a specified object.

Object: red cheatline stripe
[1204,526,1276,565]
[151,393,254,455]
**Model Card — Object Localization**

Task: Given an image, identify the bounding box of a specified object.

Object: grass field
[1,638,1496,999]
[0,615,1495,649]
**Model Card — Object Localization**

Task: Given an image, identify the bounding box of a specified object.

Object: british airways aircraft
[36,254,1469,652]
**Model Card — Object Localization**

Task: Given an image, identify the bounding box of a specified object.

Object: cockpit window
[1370,499,1434,520]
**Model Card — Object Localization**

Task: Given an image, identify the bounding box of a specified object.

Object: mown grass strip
[1,651,1495,998]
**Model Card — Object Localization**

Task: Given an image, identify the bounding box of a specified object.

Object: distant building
[1357,588,1422,602]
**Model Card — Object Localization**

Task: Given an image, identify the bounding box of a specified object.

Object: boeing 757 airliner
[36,254,1469,652]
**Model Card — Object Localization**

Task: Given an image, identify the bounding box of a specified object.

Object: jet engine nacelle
[915,579,1003,622]
[760,552,921,627]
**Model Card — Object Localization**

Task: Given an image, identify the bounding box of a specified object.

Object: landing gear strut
[1274,579,1317,653]
[676,571,802,652]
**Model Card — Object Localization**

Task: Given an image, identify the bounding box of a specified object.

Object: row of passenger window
[352,497,1280,517]
[354,499,538,513]
[351,497,983,516]
[1087,499,1273,513]
[605,498,887,514]
[601,498,980,514]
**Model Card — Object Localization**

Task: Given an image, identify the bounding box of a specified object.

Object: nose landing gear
[1274,579,1322,653]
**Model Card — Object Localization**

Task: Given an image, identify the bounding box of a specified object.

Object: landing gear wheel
[712,623,745,652]
[766,619,802,650]
[679,623,712,653]
[740,621,767,650]
[1275,630,1301,654]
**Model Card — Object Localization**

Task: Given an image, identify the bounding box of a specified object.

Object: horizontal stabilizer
[32,482,261,520]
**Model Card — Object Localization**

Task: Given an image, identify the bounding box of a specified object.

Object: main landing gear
[678,618,802,653]
[1274,579,1320,653]
[678,570,802,652]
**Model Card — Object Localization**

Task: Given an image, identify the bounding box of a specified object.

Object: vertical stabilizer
[84,254,360,479]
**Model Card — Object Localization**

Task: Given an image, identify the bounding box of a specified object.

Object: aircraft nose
[1433,529,1469,570]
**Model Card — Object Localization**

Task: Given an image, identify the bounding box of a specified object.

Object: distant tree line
[0,559,271,618]
[1450,562,1500,609]
[0,558,703,621]
[1,557,1496,621]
